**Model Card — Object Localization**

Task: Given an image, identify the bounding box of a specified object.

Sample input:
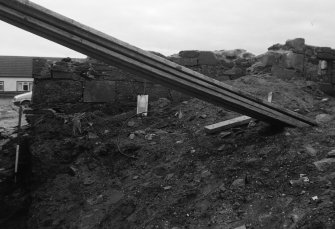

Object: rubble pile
[2,39,335,229]
[251,38,335,95]
[168,49,256,81]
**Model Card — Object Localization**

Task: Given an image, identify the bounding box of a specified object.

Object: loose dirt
[1,74,335,229]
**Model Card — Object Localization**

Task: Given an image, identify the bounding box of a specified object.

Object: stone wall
[253,38,335,94]
[32,58,187,113]
[168,49,255,81]
[32,49,256,112]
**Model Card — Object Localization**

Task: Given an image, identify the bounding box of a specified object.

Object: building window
[17,81,33,92]
[0,81,4,91]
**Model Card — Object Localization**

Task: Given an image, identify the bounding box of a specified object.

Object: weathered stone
[327,149,335,158]
[281,51,304,72]
[315,47,335,60]
[315,114,333,124]
[33,58,52,78]
[33,80,83,104]
[234,225,247,229]
[313,158,335,172]
[52,71,81,80]
[172,57,198,66]
[231,178,245,189]
[179,50,200,58]
[258,51,282,66]
[285,38,305,52]
[198,51,218,65]
[83,81,116,102]
[304,145,317,157]
[317,51,335,60]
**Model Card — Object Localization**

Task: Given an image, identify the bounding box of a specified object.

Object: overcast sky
[1,0,335,58]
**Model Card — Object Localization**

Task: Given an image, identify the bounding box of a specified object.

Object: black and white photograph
[0,1,335,228]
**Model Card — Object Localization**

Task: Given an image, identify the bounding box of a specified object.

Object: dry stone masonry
[31,38,335,112]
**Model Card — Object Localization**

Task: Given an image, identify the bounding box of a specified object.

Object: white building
[0,56,33,96]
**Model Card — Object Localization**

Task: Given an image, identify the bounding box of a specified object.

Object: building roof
[0,56,33,77]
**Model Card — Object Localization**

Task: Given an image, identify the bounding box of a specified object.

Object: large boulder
[178,50,200,58]
[258,51,282,66]
[198,51,219,65]
[281,51,304,72]
[285,38,305,52]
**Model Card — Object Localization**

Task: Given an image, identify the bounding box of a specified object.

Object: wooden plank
[0,1,317,127]
[205,116,253,134]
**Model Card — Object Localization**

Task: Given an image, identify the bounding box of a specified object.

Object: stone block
[259,51,282,66]
[317,51,335,60]
[313,158,335,172]
[83,81,116,102]
[285,38,305,52]
[179,50,200,58]
[315,47,335,60]
[172,58,198,66]
[198,51,218,65]
[33,80,83,105]
[278,51,304,72]
[32,58,52,79]
[52,71,81,80]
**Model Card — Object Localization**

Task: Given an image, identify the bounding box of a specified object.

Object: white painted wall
[0,77,33,91]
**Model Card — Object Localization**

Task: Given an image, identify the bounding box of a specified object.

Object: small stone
[261,168,270,173]
[163,186,172,190]
[304,145,317,157]
[134,130,146,135]
[201,170,211,178]
[145,134,154,141]
[245,158,260,167]
[219,184,226,192]
[311,196,318,201]
[127,120,135,127]
[234,225,247,229]
[217,145,225,151]
[88,132,98,139]
[83,177,95,185]
[327,149,335,158]
[219,131,232,138]
[133,175,139,180]
[231,178,245,189]
[313,158,335,172]
[166,173,174,180]
[68,166,78,176]
[200,114,207,119]
[315,114,333,124]
[176,140,183,144]
[129,133,135,140]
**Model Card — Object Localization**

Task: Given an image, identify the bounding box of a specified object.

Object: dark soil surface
[1,74,335,229]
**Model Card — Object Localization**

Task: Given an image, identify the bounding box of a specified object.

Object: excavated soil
[1,74,335,229]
